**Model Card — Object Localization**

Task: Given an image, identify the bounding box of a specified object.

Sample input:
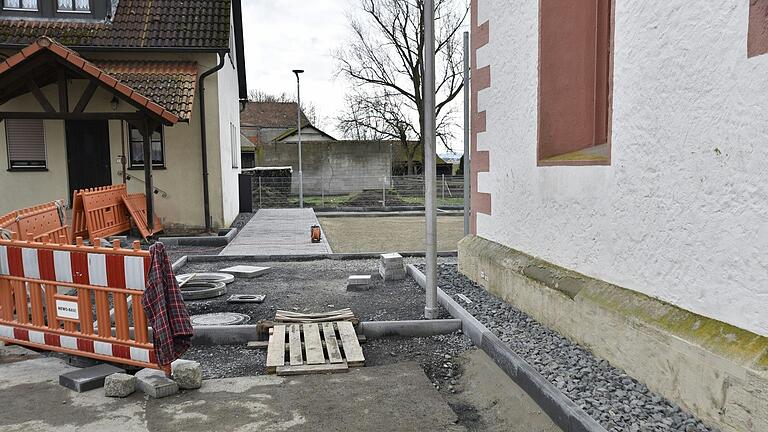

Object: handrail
[117,171,169,198]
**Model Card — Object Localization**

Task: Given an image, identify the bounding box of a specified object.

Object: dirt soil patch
[319,215,465,253]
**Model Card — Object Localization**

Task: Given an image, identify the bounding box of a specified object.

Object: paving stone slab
[219,265,272,278]
[59,364,126,393]
[347,275,372,291]
[104,373,136,398]
[172,359,203,390]
[136,368,179,398]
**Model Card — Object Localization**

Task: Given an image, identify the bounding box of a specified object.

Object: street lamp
[293,69,305,208]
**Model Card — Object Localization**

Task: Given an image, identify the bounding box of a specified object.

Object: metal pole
[383,177,387,207]
[293,70,305,208]
[463,31,471,236]
[424,0,438,320]
[441,173,445,203]
[258,176,262,207]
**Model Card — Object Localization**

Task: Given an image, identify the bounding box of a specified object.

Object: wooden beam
[57,70,68,113]
[26,80,56,113]
[141,119,156,238]
[0,111,146,121]
[73,81,98,113]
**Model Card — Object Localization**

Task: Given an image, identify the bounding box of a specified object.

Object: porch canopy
[0,37,189,237]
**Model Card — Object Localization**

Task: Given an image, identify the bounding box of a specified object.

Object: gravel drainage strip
[413,263,718,432]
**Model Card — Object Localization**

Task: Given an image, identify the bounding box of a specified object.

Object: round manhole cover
[180,282,227,301]
[190,312,250,326]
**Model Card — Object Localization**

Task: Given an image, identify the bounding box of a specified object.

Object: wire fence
[242,174,466,209]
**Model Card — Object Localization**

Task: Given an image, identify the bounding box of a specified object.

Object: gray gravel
[179,258,432,324]
[182,345,266,379]
[431,263,718,432]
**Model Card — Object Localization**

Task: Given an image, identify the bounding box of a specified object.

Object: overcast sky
[241,0,465,155]
[241,0,354,136]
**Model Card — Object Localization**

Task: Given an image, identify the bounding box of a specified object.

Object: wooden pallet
[266,321,365,376]
[274,308,359,325]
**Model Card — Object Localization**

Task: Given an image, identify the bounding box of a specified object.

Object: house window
[749,0,768,57]
[538,0,612,165]
[3,0,37,10]
[6,119,46,169]
[57,0,90,12]
[231,122,239,169]
[128,124,165,168]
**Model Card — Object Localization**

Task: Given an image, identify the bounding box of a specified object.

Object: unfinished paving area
[0,356,463,432]
[318,215,464,253]
[0,252,566,431]
[220,209,332,256]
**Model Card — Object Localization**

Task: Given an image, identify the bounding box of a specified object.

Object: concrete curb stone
[406,264,607,432]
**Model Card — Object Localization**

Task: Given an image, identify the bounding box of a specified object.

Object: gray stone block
[219,265,272,278]
[59,364,126,393]
[104,373,136,398]
[136,368,179,398]
[347,275,372,291]
[172,359,203,390]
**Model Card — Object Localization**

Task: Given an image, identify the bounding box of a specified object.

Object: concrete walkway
[0,356,464,432]
[220,209,332,256]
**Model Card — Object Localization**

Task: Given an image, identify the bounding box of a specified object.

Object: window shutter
[6,119,46,167]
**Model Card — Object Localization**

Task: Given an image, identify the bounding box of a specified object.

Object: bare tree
[339,90,454,174]
[336,0,467,174]
[248,89,292,103]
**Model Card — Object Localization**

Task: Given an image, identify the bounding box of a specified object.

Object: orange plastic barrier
[122,193,162,240]
[70,186,162,241]
[0,201,71,244]
[70,191,88,240]
[75,185,132,240]
[0,238,160,369]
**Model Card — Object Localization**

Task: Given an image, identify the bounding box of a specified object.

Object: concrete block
[219,265,272,278]
[59,364,126,393]
[104,373,136,398]
[379,266,406,281]
[172,359,203,390]
[136,368,179,398]
[380,252,403,261]
[347,275,372,291]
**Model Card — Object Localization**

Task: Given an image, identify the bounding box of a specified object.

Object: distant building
[240,102,451,195]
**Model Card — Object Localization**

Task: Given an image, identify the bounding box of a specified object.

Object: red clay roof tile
[0,0,232,50]
[0,38,187,123]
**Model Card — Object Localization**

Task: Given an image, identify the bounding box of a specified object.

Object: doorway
[66,120,112,201]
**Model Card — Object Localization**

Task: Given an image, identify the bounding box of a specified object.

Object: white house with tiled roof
[0,0,247,232]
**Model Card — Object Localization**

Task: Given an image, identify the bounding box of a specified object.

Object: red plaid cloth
[142,242,193,366]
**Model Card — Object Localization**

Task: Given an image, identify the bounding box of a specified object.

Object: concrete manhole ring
[190,312,250,326]
[177,273,235,285]
[180,281,227,301]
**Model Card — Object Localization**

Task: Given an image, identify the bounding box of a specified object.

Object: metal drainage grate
[227,294,266,304]
[190,312,250,326]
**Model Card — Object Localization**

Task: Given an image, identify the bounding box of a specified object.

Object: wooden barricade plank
[122,193,163,240]
[0,238,159,370]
